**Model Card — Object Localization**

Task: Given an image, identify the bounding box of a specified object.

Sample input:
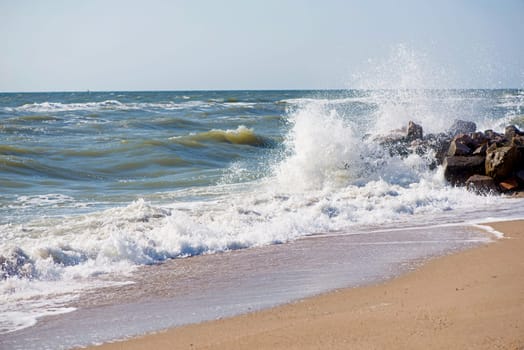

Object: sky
[1,0,523,92]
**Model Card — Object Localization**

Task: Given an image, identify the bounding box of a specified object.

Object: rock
[498,178,519,192]
[468,132,489,152]
[511,135,524,167]
[424,133,452,165]
[484,130,510,147]
[448,120,476,136]
[484,129,497,138]
[513,134,524,146]
[505,125,524,139]
[378,138,410,157]
[406,121,423,140]
[371,121,523,189]
[447,139,472,156]
[443,155,485,185]
[516,170,524,185]
[472,143,488,156]
[485,145,518,180]
[447,133,484,156]
[466,175,499,194]
[470,132,488,144]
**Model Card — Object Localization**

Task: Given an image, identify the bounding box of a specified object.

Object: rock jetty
[376,120,524,195]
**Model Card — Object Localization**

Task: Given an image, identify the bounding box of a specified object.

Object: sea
[1,89,523,348]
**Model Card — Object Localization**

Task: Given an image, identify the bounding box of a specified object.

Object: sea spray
[350,44,485,135]
[274,101,359,190]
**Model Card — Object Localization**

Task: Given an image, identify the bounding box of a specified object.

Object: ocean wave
[3,100,212,114]
[0,145,42,156]
[0,90,511,285]
[12,194,78,209]
[0,157,94,181]
[170,125,275,147]
[3,99,263,114]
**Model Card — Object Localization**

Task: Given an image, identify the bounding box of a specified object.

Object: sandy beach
[84,220,524,350]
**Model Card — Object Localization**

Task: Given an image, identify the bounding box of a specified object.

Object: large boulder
[485,144,518,180]
[406,121,423,141]
[485,129,509,147]
[516,169,524,186]
[505,125,524,139]
[448,120,476,136]
[443,155,485,185]
[470,132,489,148]
[466,175,498,194]
[447,135,472,156]
[512,135,524,167]
[424,133,452,165]
[472,143,488,156]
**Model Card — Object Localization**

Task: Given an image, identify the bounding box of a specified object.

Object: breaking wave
[170,125,274,147]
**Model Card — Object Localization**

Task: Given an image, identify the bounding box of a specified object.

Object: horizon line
[1,87,523,94]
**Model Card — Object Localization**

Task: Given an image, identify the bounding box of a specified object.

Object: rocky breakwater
[375,120,524,195]
[444,124,524,194]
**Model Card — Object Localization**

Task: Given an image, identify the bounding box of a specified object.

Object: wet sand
[86,220,524,350]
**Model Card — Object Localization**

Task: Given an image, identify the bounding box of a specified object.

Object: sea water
[1,88,524,346]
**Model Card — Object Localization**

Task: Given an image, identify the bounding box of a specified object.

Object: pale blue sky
[1,0,523,91]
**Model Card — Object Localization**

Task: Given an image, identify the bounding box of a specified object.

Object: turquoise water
[1,89,523,334]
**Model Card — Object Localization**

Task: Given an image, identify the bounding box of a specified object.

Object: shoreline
[83,219,524,350]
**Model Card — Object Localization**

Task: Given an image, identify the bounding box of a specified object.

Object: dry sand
[86,220,524,350]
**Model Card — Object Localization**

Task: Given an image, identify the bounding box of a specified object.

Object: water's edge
[0,221,503,350]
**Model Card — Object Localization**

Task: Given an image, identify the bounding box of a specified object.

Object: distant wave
[3,100,211,113]
[3,99,264,114]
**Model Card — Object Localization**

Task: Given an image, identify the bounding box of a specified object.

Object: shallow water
[0,224,498,350]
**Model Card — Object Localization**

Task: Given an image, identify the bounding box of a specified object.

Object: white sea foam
[4,100,212,113]
[12,194,78,209]
[281,97,373,106]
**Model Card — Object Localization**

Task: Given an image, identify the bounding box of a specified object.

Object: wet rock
[485,129,502,139]
[511,135,524,167]
[470,132,488,145]
[472,143,488,156]
[466,175,498,194]
[516,170,524,185]
[513,134,524,146]
[371,120,522,191]
[484,130,509,147]
[485,145,518,180]
[443,155,485,185]
[448,120,476,136]
[406,121,423,141]
[424,133,451,165]
[499,178,519,192]
[380,140,410,157]
[505,125,524,139]
[447,138,472,156]
[468,132,489,153]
